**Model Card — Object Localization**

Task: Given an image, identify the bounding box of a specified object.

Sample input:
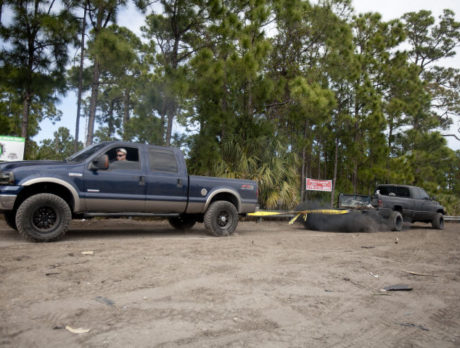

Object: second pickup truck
[0,142,258,242]
[339,184,446,231]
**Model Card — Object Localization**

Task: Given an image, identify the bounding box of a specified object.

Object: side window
[417,188,430,200]
[149,148,178,173]
[107,147,140,170]
[396,187,410,198]
[378,186,394,196]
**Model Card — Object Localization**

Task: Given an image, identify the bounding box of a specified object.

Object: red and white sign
[306,178,332,192]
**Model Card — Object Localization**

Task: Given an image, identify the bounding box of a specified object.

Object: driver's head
[116,148,127,161]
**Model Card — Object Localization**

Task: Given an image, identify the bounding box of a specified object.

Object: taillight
[378,199,383,208]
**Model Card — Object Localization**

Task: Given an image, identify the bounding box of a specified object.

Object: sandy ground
[0,217,459,347]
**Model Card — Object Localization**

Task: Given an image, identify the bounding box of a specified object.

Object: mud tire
[204,201,238,236]
[389,211,403,231]
[168,216,196,230]
[16,193,71,242]
[432,213,444,230]
[4,211,17,230]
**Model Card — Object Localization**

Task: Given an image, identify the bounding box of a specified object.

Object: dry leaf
[65,325,90,334]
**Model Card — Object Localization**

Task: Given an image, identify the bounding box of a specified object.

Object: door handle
[139,176,145,186]
[177,178,182,187]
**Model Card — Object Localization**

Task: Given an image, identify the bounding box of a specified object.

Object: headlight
[0,172,14,185]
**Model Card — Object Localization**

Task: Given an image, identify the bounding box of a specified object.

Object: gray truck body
[338,184,445,230]
[371,184,445,223]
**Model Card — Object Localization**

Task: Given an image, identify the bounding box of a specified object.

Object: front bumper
[0,186,21,211]
[0,194,16,211]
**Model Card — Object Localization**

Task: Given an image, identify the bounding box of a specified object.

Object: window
[396,187,410,198]
[377,186,410,197]
[149,148,178,173]
[414,187,429,200]
[107,147,140,170]
[67,143,107,162]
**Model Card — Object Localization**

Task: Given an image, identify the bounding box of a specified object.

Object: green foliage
[36,127,83,160]
[0,0,78,157]
[0,0,458,210]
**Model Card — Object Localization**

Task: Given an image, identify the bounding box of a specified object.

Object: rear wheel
[4,211,17,230]
[168,215,196,230]
[432,213,444,230]
[16,193,71,242]
[389,211,403,231]
[204,201,238,236]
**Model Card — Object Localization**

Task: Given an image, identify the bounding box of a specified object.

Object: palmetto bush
[212,135,300,210]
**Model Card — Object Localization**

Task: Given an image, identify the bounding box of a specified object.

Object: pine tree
[0,0,78,155]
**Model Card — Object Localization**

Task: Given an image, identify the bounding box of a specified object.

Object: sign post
[306,178,333,207]
[0,136,25,161]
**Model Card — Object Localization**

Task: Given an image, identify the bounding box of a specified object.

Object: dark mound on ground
[303,210,390,232]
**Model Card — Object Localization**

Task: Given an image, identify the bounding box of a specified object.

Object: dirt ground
[0,217,459,347]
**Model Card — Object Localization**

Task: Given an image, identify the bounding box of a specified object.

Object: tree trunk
[331,137,338,208]
[108,99,115,136]
[352,160,358,194]
[86,60,100,146]
[123,89,130,140]
[20,93,31,158]
[301,145,306,202]
[75,3,87,152]
[317,138,321,179]
[165,111,174,146]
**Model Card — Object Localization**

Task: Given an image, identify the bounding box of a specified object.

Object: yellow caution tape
[249,209,350,224]
[287,209,350,224]
[249,209,349,217]
[247,211,285,216]
[289,213,302,225]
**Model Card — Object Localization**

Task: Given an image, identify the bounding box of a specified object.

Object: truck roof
[376,184,419,189]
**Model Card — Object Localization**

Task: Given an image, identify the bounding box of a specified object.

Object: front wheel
[168,215,196,230]
[204,201,238,236]
[16,193,71,242]
[4,211,17,230]
[432,213,444,230]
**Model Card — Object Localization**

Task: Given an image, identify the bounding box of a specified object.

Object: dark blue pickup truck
[0,142,258,241]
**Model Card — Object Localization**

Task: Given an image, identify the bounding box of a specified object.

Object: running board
[82,212,181,218]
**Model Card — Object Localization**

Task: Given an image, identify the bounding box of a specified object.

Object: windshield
[66,143,107,163]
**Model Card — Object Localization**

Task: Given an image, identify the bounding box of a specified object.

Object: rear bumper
[240,201,258,214]
[374,208,393,219]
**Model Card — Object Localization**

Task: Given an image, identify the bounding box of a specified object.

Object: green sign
[0,135,26,161]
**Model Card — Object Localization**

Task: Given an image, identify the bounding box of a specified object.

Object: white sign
[306,178,332,192]
[0,136,25,161]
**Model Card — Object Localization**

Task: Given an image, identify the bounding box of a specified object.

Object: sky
[33,0,460,150]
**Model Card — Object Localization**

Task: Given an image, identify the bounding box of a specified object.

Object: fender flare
[21,177,81,212]
[204,188,242,213]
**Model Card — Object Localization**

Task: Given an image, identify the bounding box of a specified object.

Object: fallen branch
[402,270,438,277]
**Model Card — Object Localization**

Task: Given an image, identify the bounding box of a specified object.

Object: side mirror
[89,155,109,170]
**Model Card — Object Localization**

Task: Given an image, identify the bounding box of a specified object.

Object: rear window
[377,186,410,198]
[149,148,178,173]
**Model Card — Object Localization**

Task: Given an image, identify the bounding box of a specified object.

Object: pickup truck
[0,142,258,242]
[338,184,445,231]
[371,184,445,231]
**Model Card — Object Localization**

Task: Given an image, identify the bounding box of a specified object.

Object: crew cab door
[412,187,436,221]
[144,147,188,213]
[83,145,146,212]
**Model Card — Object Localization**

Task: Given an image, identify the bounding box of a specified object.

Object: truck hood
[0,160,65,171]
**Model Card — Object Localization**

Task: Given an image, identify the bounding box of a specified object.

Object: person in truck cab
[116,148,127,161]
[109,147,139,170]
